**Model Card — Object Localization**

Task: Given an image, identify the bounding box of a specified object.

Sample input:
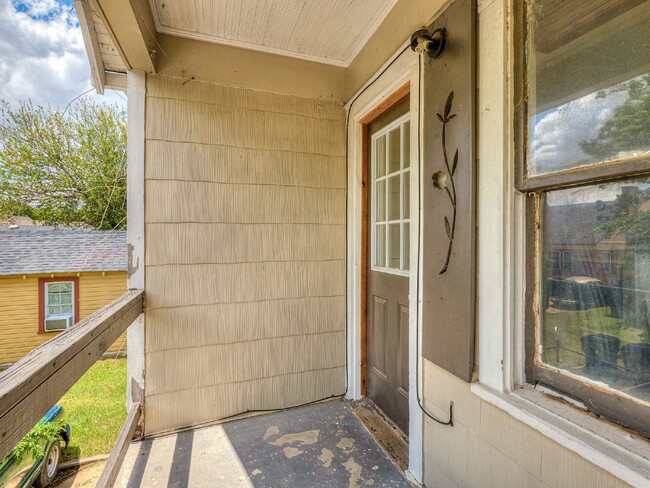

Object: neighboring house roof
[0,226,127,276]
[545,202,611,245]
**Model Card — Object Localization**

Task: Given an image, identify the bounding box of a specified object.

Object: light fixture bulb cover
[410,27,446,58]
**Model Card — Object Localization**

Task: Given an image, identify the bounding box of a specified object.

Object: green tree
[597,184,650,246]
[0,98,127,230]
[580,75,650,160]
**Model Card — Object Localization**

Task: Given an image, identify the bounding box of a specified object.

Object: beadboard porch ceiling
[147,0,399,66]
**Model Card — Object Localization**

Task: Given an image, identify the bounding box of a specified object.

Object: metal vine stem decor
[432,90,458,275]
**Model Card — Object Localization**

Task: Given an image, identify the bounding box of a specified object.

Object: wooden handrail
[0,290,144,461]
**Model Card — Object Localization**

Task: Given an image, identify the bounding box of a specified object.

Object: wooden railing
[0,290,144,462]
[96,400,142,488]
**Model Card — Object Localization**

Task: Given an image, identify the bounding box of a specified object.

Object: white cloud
[17,0,59,18]
[0,0,125,110]
[529,89,627,175]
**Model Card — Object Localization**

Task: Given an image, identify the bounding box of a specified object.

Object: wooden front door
[366,96,410,435]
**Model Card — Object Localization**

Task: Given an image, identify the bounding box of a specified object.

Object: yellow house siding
[0,275,39,364]
[0,271,127,364]
[78,272,128,353]
[143,74,347,434]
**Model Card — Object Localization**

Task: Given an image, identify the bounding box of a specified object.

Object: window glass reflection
[541,176,650,403]
[526,1,650,175]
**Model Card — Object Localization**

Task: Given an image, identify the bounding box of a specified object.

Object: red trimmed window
[38,277,80,333]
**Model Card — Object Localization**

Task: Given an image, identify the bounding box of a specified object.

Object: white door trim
[345,50,423,484]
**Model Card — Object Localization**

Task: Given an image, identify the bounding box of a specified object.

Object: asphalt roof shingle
[0,226,127,276]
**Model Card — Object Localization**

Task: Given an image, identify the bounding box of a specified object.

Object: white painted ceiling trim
[151,25,348,66]
[148,0,400,67]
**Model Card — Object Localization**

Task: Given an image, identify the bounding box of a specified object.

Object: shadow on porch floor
[116,399,411,487]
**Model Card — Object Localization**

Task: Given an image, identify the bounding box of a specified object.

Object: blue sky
[0,0,126,109]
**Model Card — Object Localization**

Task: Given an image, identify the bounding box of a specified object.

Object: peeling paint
[336,437,355,451]
[263,426,279,440]
[318,448,334,467]
[251,469,262,476]
[343,457,363,488]
[127,243,140,277]
[270,429,319,446]
[365,480,375,486]
[283,447,303,458]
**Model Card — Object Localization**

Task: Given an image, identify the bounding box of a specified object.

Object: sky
[0,0,644,179]
[0,0,126,109]
[529,86,628,176]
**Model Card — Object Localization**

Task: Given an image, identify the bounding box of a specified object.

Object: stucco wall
[0,271,127,364]
[142,75,347,434]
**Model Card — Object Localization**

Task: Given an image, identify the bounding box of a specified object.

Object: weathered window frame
[514,0,650,437]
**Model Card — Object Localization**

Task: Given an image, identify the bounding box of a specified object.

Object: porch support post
[127,70,146,412]
[477,0,515,392]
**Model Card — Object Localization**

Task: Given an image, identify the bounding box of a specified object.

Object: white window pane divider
[371,114,411,275]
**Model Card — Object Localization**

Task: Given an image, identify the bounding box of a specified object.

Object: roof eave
[75,0,106,94]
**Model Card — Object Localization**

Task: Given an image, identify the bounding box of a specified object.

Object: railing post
[96,402,142,488]
[0,290,144,461]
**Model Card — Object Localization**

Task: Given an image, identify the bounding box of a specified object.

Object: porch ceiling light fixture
[410,27,446,58]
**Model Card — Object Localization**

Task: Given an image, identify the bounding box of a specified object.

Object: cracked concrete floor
[116,399,410,487]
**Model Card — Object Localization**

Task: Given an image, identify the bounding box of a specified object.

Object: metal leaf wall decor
[433,90,458,275]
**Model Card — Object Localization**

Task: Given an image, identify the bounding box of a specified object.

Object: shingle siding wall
[0,272,127,364]
[422,359,632,488]
[143,75,347,434]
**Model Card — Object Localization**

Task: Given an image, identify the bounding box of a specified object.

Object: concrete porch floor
[116,399,411,487]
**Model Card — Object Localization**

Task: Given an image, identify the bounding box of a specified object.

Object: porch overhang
[76,0,453,100]
[75,0,155,94]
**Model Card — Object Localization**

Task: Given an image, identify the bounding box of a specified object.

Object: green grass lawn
[543,306,646,369]
[59,358,127,460]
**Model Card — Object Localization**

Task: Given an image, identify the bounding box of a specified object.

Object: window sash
[516,0,650,437]
[524,194,650,437]
[45,281,75,321]
[513,1,650,193]
[371,114,411,276]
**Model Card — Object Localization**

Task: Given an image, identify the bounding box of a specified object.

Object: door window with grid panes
[371,115,410,275]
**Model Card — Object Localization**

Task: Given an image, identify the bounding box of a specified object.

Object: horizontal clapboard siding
[146,140,345,188]
[146,223,345,265]
[143,75,346,434]
[146,76,345,121]
[145,180,345,224]
[0,272,127,364]
[146,331,345,394]
[145,98,345,156]
[145,367,346,434]
[145,261,345,309]
[145,296,345,352]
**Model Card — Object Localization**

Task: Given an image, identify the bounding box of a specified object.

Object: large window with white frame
[518,0,650,437]
[371,115,410,275]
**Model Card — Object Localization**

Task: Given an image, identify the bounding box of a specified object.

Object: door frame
[344,49,423,484]
[360,84,411,396]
